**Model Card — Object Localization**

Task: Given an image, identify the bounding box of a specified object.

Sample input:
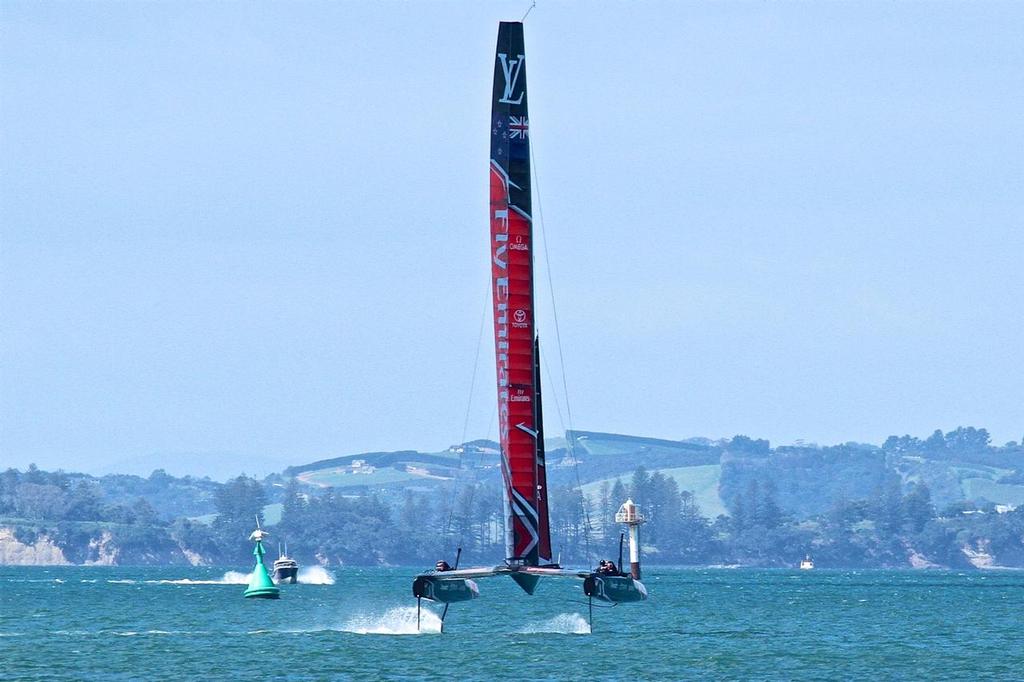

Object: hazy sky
[2,1,1022,477]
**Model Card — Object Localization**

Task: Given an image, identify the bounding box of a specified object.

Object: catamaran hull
[412,576,480,603]
[583,575,647,603]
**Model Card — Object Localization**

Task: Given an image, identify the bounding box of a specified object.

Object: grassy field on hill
[962,478,1024,506]
[295,450,462,489]
[297,466,426,488]
[581,464,725,518]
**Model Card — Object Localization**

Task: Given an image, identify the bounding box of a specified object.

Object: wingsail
[489,20,552,567]
[411,21,647,631]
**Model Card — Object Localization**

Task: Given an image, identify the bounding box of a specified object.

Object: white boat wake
[144,571,250,585]
[296,566,335,585]
[340,606,442,635]
[106,569,332,587]
[517,613,591,635]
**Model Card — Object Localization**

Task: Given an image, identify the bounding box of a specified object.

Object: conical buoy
[243,524,280,599]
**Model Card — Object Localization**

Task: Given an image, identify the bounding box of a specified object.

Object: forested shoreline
[2,426,1022,569]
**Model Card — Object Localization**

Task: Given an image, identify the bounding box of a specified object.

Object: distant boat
[273,544,299,584]
[800,555,815,570]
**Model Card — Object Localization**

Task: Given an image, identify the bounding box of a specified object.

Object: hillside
[282,428,1024,518]
[281,430,726,502]
[2,426,1022,568]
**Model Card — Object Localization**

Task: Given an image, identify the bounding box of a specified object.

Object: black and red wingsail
[411,22,646,629]
[489,20,552,568]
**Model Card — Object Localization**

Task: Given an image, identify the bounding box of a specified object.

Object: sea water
[1,566,1021,680]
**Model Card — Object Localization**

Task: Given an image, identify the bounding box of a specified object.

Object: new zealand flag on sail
[491,114,530,163]
[490,26,531,217]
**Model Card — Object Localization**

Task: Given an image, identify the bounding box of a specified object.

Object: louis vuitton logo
[497,53,526,105]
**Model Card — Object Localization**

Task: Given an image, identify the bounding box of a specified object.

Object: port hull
[412,576,479,603]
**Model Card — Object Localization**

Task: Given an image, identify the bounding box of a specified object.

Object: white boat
[272,544,299,584]
[800,555,814,570]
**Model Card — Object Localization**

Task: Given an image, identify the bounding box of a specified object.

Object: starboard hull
[583,574,648,603]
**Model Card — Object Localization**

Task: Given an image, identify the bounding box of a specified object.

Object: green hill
[581,464,726,518]
[287,450,464,490]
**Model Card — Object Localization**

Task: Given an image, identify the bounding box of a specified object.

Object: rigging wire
[540,348,566,439]
[443,282,492,557]
[454,403,498,554]
[521,1,536,22]
[485,402,497,445]
[460,283,492,447]
[530,136,594,564]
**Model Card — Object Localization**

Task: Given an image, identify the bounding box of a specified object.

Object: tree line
[2,425,1021,567]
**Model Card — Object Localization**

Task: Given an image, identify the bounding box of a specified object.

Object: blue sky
[2,1,1021,477]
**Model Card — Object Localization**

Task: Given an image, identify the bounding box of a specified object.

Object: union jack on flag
[508,116,529,140]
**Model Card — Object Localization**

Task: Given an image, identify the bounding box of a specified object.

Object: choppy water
[1,566,1021,680]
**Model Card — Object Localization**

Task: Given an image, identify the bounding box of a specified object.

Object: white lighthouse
[615,498,645,580]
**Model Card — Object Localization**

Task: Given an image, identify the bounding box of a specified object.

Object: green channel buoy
[243,526,280,599]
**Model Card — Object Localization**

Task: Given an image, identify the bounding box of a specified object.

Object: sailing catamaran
[411,21,647,631]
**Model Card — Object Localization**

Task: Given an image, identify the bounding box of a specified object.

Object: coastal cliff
[0,527,69,565]
[0,524,214,567]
